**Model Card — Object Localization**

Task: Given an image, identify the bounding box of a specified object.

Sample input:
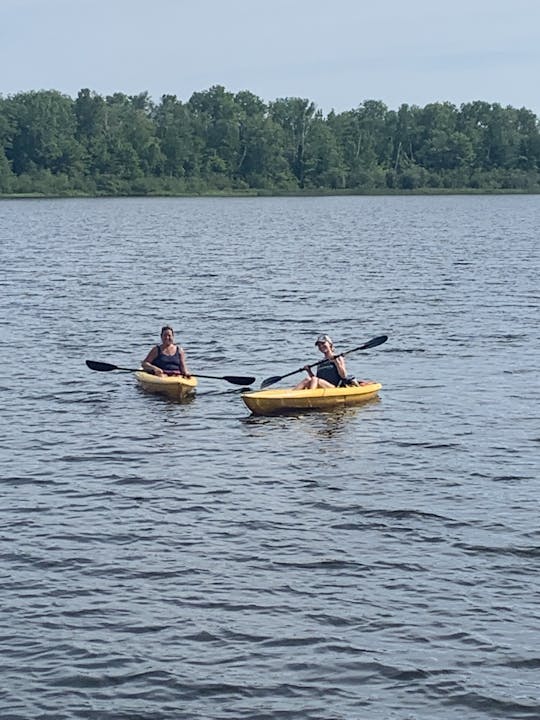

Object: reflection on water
[135,383,198,406]
[242,396,382,439]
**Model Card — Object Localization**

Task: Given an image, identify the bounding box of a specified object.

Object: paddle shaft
[85,360,254,386]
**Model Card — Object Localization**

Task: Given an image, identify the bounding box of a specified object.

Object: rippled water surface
[1,195,539,719]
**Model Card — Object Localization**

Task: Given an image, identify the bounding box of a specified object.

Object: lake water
[0,195,538,719]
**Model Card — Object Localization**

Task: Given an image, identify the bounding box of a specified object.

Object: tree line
[1,85,539,196]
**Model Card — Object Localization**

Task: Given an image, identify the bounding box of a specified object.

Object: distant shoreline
[2,187,539,200]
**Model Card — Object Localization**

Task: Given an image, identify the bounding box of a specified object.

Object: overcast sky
[2,0,540,116]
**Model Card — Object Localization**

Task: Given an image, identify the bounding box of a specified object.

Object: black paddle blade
[86,360,117,372]
[86,360,140,372]
[360,334,388,350]
[260,375,283,389]
[223,375,256,386]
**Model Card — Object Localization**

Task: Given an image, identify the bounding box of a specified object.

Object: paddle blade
[86,360,118,372]
[223,375,256,386]
[260,375,282,389]
[361,334,388,351]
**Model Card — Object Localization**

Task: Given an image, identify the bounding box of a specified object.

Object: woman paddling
[142,326,191,377]
[294,334,361,390]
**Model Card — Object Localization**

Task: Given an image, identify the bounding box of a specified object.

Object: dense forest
[1,85,539,196]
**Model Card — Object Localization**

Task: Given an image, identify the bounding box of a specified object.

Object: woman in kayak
[142,326,191,377]
[294,334,360,390]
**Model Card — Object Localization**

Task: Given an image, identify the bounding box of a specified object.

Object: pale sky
[2,0,540,116]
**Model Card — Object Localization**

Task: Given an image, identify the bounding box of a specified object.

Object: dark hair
[161,325,174,336]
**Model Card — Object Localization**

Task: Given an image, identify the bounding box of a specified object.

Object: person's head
[315,334,334,352]
[161,325,175,342]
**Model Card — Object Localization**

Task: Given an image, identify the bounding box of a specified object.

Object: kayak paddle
[260,334,388,389]
[85,360,255,386]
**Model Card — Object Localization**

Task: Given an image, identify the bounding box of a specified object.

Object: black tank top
[316,359,341,386]
[153,345,181,373]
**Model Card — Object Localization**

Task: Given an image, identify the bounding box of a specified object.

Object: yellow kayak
[135,371,198,401]
[242,382,382,415]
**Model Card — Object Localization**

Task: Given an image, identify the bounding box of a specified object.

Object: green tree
[303,112,346,189]
[93,92,163,181]
[458,101,498,170]
[233,91,293,188]
[5,90,83,176]
[0,148,13,193]
[188,85,240,185]
[415,103,473,173]
[269,97,317,187]
[515,107,540,171]
[329,100,393,187]
[0,98,14,192]
[154,94,196,180]
[74,88,109,180]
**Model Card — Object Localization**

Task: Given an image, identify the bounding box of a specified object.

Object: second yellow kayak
[135,371,198,401]
[242,382,382,415]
